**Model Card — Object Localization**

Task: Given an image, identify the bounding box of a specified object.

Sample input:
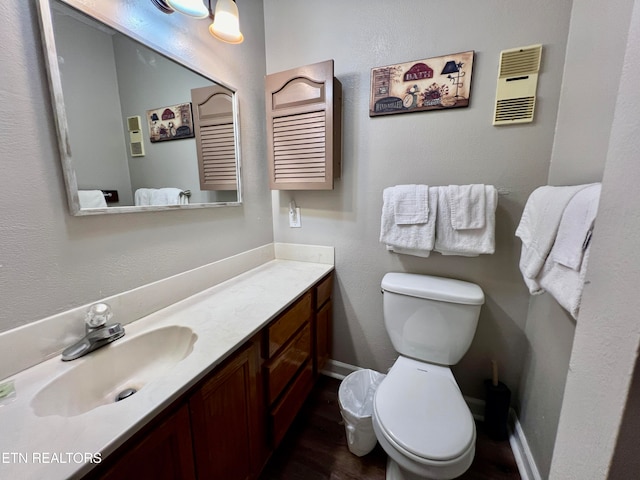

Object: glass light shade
[166,0,209,18]
[209,0,244,44]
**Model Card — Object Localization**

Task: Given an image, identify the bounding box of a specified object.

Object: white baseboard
[508,411,542,480]
[320,359,362,380]
[321,358,541,480]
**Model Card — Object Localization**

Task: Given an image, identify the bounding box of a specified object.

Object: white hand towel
[152,187,184,205]
[515,184,593,292]
[380,186,437,255]
[551,184,601,271]
[434,185,497,256]
[448,184,486,230]
[538,229,594,320]
[78,190,107,208]
[393,185,429,224]
[134,188,153,206]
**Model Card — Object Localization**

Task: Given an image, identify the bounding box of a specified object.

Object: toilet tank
[381,273,484,365]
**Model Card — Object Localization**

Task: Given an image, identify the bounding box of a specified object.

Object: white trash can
[338,369,386,457]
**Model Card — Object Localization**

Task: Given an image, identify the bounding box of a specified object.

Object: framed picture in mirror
[147,103,195,143]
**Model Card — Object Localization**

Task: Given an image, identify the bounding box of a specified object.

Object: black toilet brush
[484,360,511,441]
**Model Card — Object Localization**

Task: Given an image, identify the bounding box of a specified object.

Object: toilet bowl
[375,273,484,479]
[372,356,475,480]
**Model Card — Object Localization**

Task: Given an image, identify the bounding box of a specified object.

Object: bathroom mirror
[38,0,242,215]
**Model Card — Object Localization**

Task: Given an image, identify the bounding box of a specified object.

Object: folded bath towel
[78,190,107,208]
[393,184,429,225]
[135,188,187,206]
[434,185,497,256]
[134,188,152,206]
[515,184,593,293]
[538,193,597,319]
[448,184,486,230]
[380,186,437,256]
[551,183,601,271]
[151,187,185,205]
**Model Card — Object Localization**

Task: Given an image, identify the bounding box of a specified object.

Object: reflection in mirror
[38,0,242,215]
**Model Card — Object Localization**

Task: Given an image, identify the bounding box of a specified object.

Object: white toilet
[373,272,485,480]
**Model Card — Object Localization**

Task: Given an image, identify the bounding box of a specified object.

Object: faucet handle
[85,303,112,329]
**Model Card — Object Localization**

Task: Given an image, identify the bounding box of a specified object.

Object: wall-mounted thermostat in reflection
[127,116,145,157]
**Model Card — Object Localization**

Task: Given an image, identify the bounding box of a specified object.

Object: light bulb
[209,0,244,44]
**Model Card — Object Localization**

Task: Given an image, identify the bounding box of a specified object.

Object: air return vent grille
[499,48,541,77]
[126,116,145,157]
[495,97,536,123]
[493,44,542,125]
[272,111,327,183]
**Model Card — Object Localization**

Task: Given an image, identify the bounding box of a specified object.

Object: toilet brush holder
[484,379,511,441]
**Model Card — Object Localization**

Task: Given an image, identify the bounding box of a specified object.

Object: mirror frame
[37,0,243,215]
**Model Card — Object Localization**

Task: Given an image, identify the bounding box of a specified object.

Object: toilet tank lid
[381,273,485,305]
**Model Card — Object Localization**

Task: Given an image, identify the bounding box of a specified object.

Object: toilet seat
[373,358,475,463]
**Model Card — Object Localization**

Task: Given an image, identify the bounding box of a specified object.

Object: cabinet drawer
[266,292,312,358]
[315,273,333,309]
[269,361,314,447]
[265,323,311,404]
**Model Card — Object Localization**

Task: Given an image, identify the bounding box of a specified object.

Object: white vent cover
[126,116,145,157]
[493,44,542,125]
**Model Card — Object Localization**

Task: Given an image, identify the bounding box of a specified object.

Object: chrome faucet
[61,303,125,361]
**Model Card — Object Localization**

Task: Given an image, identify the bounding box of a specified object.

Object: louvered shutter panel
[192,85,238,190]
[266,60,342,190]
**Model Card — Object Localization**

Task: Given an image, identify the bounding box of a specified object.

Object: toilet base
[386,456,429,480]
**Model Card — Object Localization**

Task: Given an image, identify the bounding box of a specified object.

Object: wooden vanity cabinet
[189,339,265,480]
[87,271,333,480]
[93,404,196,480]
[90,341,264,480]
[263,291,314,447]
[262,272,334,448]
[314,272,333,374]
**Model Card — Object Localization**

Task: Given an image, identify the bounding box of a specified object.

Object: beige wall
[0,0,272,333]
[264,0,572,404]
[550,0,640,476]
[517,0,636,476]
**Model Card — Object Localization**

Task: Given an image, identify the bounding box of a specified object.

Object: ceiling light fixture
[150,0,175,14]
[208,0,244,44]
[151,0,243,44]
[165,0,209,18]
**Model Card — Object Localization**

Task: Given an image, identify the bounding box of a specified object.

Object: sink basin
[31,325,197,417]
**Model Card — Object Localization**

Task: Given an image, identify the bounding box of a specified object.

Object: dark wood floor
[260,376,521,480]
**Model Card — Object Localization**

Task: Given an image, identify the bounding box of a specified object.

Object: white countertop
[0,257,333,480]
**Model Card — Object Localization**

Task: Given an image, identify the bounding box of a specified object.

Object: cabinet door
[190,341,263,480]
[265,60,342,190]
[98,404,195,480]
[316,299,332,373]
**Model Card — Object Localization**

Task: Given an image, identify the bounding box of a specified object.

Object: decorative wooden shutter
[265,60,342,190]
[192,85,238,191]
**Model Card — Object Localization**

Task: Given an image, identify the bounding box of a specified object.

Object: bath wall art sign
[146,102,195,143]
[369,51,474,117]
